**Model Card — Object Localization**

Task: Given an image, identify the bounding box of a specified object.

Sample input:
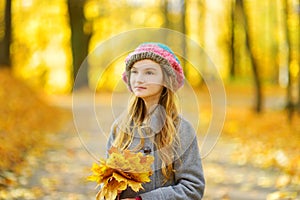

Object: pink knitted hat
[122,42,185,92]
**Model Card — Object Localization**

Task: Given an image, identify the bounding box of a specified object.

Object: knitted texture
[123,42,184,91]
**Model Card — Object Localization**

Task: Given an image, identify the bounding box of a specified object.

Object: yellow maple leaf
[106,153,131,171]
[88,147,154,200]
[127,179,143,192]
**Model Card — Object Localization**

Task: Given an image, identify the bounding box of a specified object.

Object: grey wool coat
[106,111,205,200]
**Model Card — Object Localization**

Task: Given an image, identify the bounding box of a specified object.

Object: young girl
[107,42,205,200]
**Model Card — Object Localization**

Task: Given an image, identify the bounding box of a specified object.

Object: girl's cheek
[130,75,135,83]
[130,79,134,86]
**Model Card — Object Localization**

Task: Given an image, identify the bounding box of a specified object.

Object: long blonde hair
[112,87,180,181]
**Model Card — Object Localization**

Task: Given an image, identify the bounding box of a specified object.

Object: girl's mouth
[135,86,147,90]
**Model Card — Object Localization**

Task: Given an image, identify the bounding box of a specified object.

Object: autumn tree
[0,0,11,67]
[162,0,170,29]
[284,0,294,118]
[164,0,187,70]
[236,0,262,112]
[229,0,235,77]
[68,0,91,89]
[180,1,187,71]
[297,0,300,113]
[284,0,300,118]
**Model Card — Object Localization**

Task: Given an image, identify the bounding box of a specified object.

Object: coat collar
[143,104,166,134]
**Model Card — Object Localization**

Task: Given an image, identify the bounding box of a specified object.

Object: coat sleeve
[140,119,205,200]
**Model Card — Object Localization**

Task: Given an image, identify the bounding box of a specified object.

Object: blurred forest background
[0,0,299,110]
[0,0,300,199]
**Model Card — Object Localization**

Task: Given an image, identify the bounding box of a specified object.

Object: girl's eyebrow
[144,67,157,71]
[131,66,158,71]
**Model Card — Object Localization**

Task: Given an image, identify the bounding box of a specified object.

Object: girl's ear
[122,71,128,83]
[122,71,133,92]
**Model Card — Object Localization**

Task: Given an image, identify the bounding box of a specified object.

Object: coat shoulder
[177,116,197,140]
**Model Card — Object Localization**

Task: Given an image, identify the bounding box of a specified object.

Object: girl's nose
[136,74,145,83]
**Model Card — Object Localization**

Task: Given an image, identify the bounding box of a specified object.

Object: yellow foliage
[221,89,300,187]
[267,191,298,200]
[88,147,154,200]
[0,68,70,185]
[12,0,72,94]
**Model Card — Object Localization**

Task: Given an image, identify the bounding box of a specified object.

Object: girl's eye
[131,70,137,74]
[146,71,154,75]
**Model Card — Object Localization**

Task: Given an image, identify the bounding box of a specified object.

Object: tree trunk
[160,0,170,44]
[67,0,91,90]
[162,0,169,28]
[230,0,235,77]
[298,71,300,113]
[283,0,294,119]
[181,0,187,71]
[297,0,300,113]
[238,0,262,112]
[0,0,11,67]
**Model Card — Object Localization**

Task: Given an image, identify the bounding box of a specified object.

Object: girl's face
[130,59,164,104]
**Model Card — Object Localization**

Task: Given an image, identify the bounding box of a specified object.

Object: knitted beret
[122,42,185,92]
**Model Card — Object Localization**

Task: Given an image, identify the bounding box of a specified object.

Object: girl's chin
[133,90,146,96]
[134,93,147,98]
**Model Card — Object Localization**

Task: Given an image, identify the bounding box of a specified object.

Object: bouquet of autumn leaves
[88,147,154,200]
